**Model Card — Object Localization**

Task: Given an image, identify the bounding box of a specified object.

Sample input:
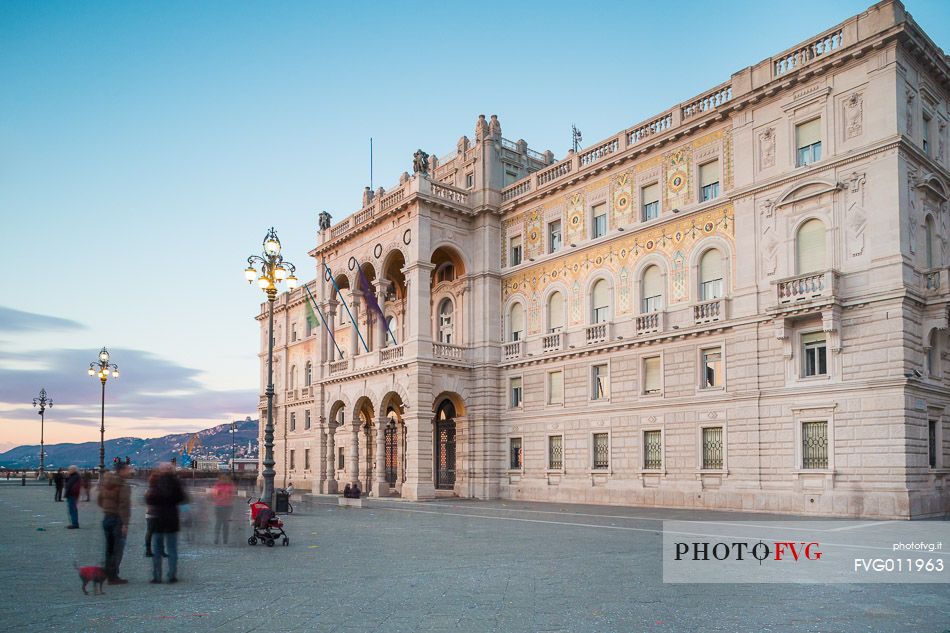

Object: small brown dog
[75,563,107,595]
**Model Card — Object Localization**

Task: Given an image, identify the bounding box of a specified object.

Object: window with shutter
[642,183,660,221]
[548,370,563,404]
[509,303,524,341]
[642,266,663,313]
[592,203,607,238]
[796,119,822,166]
[509,235,522,266]
[643,356,661,394]
[699,249,723,299]
[796,219,826,274]
[700,161,720,201]
[591,280,610,323]
[548,292,564,333]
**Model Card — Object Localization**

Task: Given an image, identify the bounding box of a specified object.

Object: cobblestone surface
[0,483,948,632]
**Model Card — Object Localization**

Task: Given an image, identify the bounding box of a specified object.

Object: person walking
[82,470,93,502]
[63,466,82,528]
[210,475,236,545]
[53,469,64,502]
[145,463,187,583]
[98,462,132,584]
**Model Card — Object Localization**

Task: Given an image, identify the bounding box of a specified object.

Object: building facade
[257,0,950,518]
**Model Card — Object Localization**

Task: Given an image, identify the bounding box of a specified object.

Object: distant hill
[0,418,259,469]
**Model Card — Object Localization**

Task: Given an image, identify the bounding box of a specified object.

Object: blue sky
[1,0,948,447]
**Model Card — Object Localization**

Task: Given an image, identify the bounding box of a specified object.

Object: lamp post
[230,420,236,478]
[244,227,297,507]
[32,388,53,475]
[88,347,119,477]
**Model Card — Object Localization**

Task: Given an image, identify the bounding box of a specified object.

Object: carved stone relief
[939,121,947,164]
[908,168,918,255]
[760,199,778,276]
[845,172,867,257]
[759,127,776,170]
[906,89,915,136]
[844,92,863,139]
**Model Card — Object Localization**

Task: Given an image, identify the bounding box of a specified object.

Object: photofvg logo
[662,521,950,584]
[674,540,822,563]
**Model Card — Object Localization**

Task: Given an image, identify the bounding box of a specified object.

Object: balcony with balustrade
[693,298,727,325]
[636,312,664,336]
[585,323,612,346]
[503,340,524,361]
[774,270,839,308]
[542,331,564,353]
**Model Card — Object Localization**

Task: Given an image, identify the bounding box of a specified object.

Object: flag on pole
[356,259,397,345]
[302,282,344,359]
[305,299,319,329]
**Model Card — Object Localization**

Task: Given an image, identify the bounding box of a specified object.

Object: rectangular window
[505,170,519,186]
[510,437,523,469]
[642,183,660,221]
[796,119,822,166]
[591,364,609,400]
[700,161,720,201]
[548,435,563,470]
[643,356,661,395]
[305,317,313,337]
[338,447,345,470]
[593,433,609,470]
[702,427,724,469]
[510,377,523,408]
[466,172,474,189]
[642,295,662,314]
[509,235,522,266]
[592,203,607,238]
[929,420,937,469]
[292,323,298,342]
[801,421,828,469]
[290,450,295,470]
[548,219,562,253]
[643,430,662,469]
[304,449,310,470]
[802,332,828,377]
[290,412,296,432]
[305,410,311,430]
[922,114,931,155]
[548,370,563,405]
[701,348,722,389]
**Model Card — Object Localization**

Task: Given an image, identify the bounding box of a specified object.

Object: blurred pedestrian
[98,462,132,584]
[53,469,64,502]
[145,463,187,583]
[82,470,93,501]
[64,466,82,528]
[210,475,236,545]
[144,471,157,557]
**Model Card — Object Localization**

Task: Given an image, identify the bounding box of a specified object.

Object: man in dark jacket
[64,466,82,528]
[98,463,132,584]
[145,462,187,583]
[53,469,64,502]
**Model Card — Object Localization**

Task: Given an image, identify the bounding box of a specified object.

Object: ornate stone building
[258,0,950,518]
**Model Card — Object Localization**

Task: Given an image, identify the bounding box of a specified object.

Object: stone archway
[434,398,458,491]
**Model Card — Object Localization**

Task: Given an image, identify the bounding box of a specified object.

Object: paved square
[0,483,948,632]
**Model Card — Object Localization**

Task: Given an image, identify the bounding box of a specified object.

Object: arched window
[305,361,312,386]
[925,216,936,269]
[796,219,826,274]
[699,249,723,300]
[437,399,456,421]
[548,291,565,333]
[591,279,610,323]
[437,263,455,283]
[289,365,297,389]
[509,303,524,341]
[641,265,663,313]
[438,299,454,344]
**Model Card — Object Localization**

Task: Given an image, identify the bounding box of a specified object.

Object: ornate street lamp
[32,388,53,475]
[244,227,297,506]
[88,347,119,476]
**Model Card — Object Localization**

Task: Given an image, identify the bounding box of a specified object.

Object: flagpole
[302,283,344,358]
[324,263,370,353]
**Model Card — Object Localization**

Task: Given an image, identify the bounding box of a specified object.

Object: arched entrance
[384,406,399,487]
[434,399,457,490]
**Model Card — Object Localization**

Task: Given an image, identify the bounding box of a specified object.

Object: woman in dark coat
[145,463,187,583]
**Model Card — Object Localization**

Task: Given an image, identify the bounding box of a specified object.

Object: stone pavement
[0,483,948,633]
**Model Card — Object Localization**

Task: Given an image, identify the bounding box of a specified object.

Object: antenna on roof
[572,124,582,153]
[370,137,374,190]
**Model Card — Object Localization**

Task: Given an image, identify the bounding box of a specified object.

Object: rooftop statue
[412,149,429,175]
[318,211,332,231]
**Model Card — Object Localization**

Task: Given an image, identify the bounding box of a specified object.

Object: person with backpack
[63,466,82,528]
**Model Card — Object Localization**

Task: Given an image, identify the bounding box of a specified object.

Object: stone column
[325,422,337,494]
[375,279,391,349]
[316,417,328,493]
[403,262,434,348]
[348,420,361,487]
[349,292,362,357]
[372,417,389,497]
[402,413,435,500]
[395,422,405,495]
[326,302,338,362]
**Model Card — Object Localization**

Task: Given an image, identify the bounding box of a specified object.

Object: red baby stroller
[248,499,289,547]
